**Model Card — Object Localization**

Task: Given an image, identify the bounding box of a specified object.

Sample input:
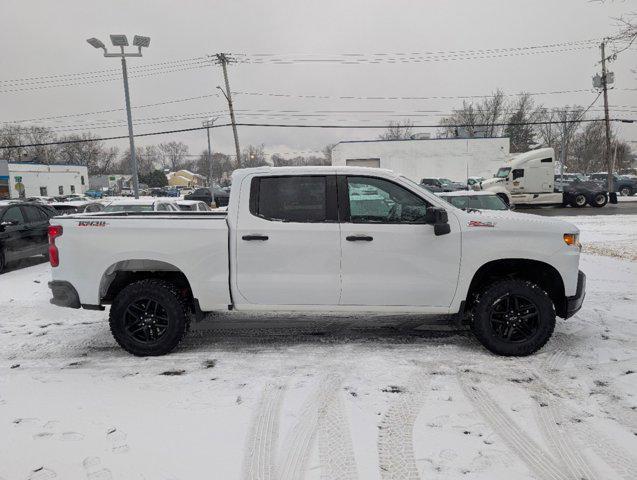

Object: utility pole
[600,40,613,194]
[559,119,567,189]
[202,117,217,187]
[212,53,242,167]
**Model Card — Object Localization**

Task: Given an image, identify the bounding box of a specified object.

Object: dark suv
[0,202,55,272]
[589,173,637,196]
[184,186,230,207]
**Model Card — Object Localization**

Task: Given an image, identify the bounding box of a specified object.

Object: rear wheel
[569,193,587,208]
[471,279,555,356]
[589,192,608,208]
[619,186,633,197]
[109,279,190,356]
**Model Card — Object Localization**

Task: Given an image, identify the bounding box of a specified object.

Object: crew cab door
[235,174,341,305]
[0,206,28,261]
[338,175,461,307]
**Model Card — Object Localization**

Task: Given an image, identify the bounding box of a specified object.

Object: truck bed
[50,212,231,310]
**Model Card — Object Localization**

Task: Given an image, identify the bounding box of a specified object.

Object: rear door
[20,205,49,255]
[338,175,461,307]
[0,206,28,261]
[235,174,341,305]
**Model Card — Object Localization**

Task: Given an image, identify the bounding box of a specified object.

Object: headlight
[563,233,581,249]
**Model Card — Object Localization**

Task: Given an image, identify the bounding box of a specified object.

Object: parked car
[85,190,104,199]
[554,173,592,190]
[0,202,55,272]
[589,173,637,196]
[103,199,180,213]
[176,200,211,211]
[184,186,230,207]
[49,166,585,358]
[437,191,511,211]
[420,178,466,192]
[466,177,485,188]
[48,202,80,215]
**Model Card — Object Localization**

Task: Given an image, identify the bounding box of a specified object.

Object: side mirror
[425,207,451,236]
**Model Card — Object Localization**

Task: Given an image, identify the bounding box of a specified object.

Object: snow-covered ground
[1,216,636,480]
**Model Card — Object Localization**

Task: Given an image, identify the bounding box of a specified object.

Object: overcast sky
[1,0,635,160]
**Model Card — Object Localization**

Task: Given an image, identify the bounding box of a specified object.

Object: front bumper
[564,270,586,319]
[48,280,81,309]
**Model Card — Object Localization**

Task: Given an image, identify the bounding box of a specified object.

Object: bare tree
[241,145,268,168]
[378,120,414,140]
[438,90,507,138]
[158,141,189,171]
[504,93,541,153]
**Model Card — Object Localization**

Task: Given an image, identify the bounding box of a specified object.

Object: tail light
[48,225,63,267]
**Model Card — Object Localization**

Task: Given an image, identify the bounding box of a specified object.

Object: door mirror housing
[425,207,451,236]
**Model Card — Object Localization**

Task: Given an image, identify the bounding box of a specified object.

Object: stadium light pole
[86,34,150,199]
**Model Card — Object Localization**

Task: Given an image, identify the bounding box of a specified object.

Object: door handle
[242,234,269,241]
[346,235,373,242]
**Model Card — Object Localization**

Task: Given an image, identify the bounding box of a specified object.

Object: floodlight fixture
[86,37,105,49]
[110,34,129,47]
[133,35,151,48]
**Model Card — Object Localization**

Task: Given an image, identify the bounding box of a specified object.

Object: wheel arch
[464,258,567,317]
[99,259,196,312]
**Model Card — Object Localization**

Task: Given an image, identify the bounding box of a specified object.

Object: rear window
[250,176,328,222]
[104,204,154,212]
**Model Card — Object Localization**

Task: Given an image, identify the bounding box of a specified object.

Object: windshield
[441,194,508,211]
[495,167,511,178]
[104,204,154,212]
[439,178,453,185]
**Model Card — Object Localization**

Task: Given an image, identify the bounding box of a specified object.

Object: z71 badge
[78,220,108,227]
[468,220,495,228]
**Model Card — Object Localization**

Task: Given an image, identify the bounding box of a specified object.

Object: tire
[589,192,608,208]
[569,193,587,208]
[471,279,555,356]
[619,186,633,197]
[109,279,190,356]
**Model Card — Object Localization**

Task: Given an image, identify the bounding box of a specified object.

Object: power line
[1,117,633,150]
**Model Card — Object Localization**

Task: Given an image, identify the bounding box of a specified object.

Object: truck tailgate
[50,214,230,310]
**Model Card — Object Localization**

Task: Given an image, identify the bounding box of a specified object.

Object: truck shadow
[181,312,476,352]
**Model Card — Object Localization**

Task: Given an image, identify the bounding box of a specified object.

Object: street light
[86,33,151,198]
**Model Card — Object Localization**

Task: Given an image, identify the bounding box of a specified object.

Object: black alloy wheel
[488,294,539,343]
[123,298,170,344]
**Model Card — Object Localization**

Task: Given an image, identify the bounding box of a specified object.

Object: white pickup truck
[48,166,586,357]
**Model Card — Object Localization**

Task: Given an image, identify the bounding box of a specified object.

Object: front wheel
[109,279,190,356]
[471,279,555,356]
[619,186,633,197]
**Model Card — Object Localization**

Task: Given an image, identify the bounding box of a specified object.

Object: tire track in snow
[458,374,570,480]
[242,383,285,480]
[530,346,637,480]
[318,383,358,480]
[532,348,600,480]
[278,374,342,480]
[377,374,429,480]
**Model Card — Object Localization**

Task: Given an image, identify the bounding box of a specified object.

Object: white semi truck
[479,148,609,208]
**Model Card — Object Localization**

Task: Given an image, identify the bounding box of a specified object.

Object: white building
[7,162,89,199]
[331,137,510,182]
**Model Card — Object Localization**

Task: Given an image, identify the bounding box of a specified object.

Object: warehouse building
[5,162,89,199]
[331,136,510,182]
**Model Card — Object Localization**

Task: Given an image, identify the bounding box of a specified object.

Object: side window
[22,206,42,223]
[346,176,429,224]
[194,188,207,195]
[2,206,25,224]
[250,176,329,223]
[157,203,168,211]
[512,169,524,180]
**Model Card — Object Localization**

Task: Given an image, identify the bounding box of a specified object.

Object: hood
[455,208,579,234]
[478,177,506,189]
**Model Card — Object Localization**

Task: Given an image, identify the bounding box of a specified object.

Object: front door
[235,174,341,305]
[0,206,28,261]
[338,175,461,307]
